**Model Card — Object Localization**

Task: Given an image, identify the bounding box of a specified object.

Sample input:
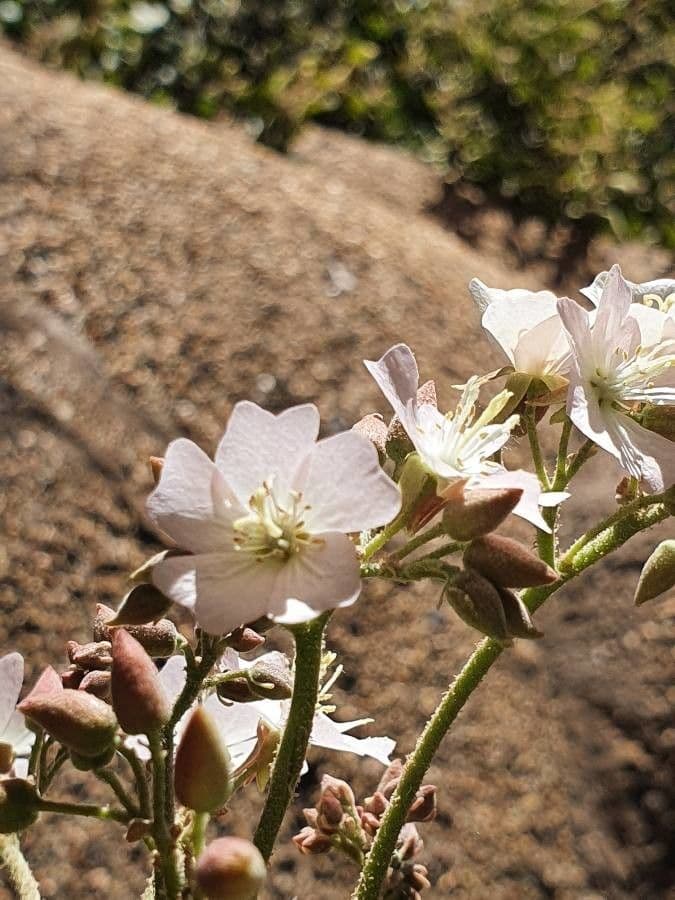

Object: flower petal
[215,402,320,504]
[364,343,420,437]
[478,470,567,532]
[152,551,279,635]
[147,438,242,553]
[0,653,24,736]
[271,532,362,624]
[482,295,560,368]
[294,431,401,534]
[605,414,675,493]
[310,712,395,765]
[469,279,557,314]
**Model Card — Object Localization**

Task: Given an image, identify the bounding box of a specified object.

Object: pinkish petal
[147,438,242,553]
[594,264,632,342]
[152,551,278,635]
[605,414,675,493]
[294,431,401,534]
[310,713,395,765]
[0,653,24,735]
[271,531,362,623]
[364,343,420,436]
[482,295,560,366]
[215,402,320,504]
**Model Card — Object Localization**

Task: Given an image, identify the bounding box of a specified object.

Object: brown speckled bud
[0,779,40,833]
[293,826,333,856]
[353,413,388,461]
[464,535,558,588]
[442,487,523,541]
[498,588,543,639]
[174,707,232,813]
[195,837,266,899]
[18,690,117,758]
[79,669,112,700]
[108,583,172,626]
[67,641,113,670]
[226,626,265,653]
[444,570,509,641]
[95,605,177,658]
[110,629,170,736]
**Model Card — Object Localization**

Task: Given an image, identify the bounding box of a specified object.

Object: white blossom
[365,343,567,531]
[468,279,571,387]
[0,653,34,778]
[581,271,675,315]
[147,402,401,635]
[558,265,675,492]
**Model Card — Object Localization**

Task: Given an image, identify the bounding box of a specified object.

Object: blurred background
[0,1,674,897]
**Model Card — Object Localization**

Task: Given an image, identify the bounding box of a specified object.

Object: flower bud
[464,535,558,588]
[110,629,170,735]
[67,641,113,670]
[353,413,388,461]
[174,707,232,813]
[634,540,675,606]
[444,571,509,641]
[108,584,172,626]
[29,666,64,699]
[293,826,332,855]
[95,605,178,658]
[442,487,523,541]
[18,690,117,757]
[226,627,265,653]
[407,784,437,823]
[217,654,292,704]
[0,779,40,833]
[79,669,112,700]
[61,665,85,690]
[69,746,115,771]
[195,837,266,899]
[498,588,543,639]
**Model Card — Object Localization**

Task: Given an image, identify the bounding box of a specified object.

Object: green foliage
[3,0,673,247]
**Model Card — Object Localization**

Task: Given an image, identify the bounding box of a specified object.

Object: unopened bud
[174,707,232,813]
[293,826,332,855]
[19,690,117,757]
[95,605,178,658]
[442,487,523,541]
[60,665,85,690]
[397,823,424,861]
[110,630,170,735]
[29,666,63,699]
[195,836,266,899]
[634,540,675,606]
[315,775,355,833]
[378,759,403,797]
[217,653,292,704]
[444,570,509,641]
[69,745,115,771]
[0,779,40,833]
[226,627,265,653]
[109,584,172,626]
[464,535,558,588]
[67,641,113,670]
[353,413,388,461]
[407,784,437,823]
[498,588,543,639]
[79,669,112,700]
[149,456,164,484]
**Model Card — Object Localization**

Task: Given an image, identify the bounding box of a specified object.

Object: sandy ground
[1,45,673,899]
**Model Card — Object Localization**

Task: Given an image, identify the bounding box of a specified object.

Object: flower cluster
[0,263,672,900]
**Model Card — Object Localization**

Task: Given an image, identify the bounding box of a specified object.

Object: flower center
[590,344,675,408]
[642,292,675,313]
[232,480,314,561]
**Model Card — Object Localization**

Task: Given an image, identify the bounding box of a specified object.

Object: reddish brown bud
[226,627,265,653]
[174,707,232,813]
[498,588,543,639]
[377,759,403,796]
[18,690,117,757]
[407,784,437,823]
[67,641,113,670]
[95,605,178,658]
[29,666,63,700]
[110,629,170,735]
[108,583,172,626]
[464,535,558,587]
[217,653,292,704]
[444,570,509,641]
[60,665,85,690]
[195,837,266,899]
[293,826,333,855]
[0,779,40,833]
[442,487,523,541]
[397,823,424,861]
[79,669,112,700]
[353,414,388,461]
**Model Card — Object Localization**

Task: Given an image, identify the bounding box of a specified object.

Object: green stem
[40,748,67,793]
[191,812,208,859]
[117,744,152,819]
[424,541,464,560]
[36,798,129,823]
[148,732,181,900]
[524,407,550,490]
[389,522,446,562]
[0,835,40,900]
[96,769,139,818]
[565,438,595,481]
[352,497,672,900]
[27,730,43,782]
[361,519,407,562]
[253,612,330,862]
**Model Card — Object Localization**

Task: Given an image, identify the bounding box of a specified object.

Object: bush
[3,0,673,248]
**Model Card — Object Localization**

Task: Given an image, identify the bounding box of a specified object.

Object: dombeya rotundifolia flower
[365,343,567,531]
[0,654,34,778]
[146,402,401,635]
[558,265,675,492]
[581,271,675,315]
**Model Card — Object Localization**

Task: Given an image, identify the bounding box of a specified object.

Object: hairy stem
[352,496,672,900]
[36,798,129,823]
[96,768,139,818]
[253,612,330,861]
[117,743,152,819]
[389,522,446,562]
[148,732,181,900]
[0,836,40,900]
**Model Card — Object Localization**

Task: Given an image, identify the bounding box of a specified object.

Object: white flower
[147,402,401,635]
[365,343,567,531]
[581,271,675,315]
[558,265,675,492]
[128,653,394,769]
[469,279,571,387]
[0,653,35,778]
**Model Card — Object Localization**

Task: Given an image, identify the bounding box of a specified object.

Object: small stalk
[253,612,330,861]
[36,797,129,823]
[389,522,446,562]
[117,743,152,819]
[148,731,181,900]
[95,768,139,818]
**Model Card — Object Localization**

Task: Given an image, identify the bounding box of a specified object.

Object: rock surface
[0,44,673,899]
